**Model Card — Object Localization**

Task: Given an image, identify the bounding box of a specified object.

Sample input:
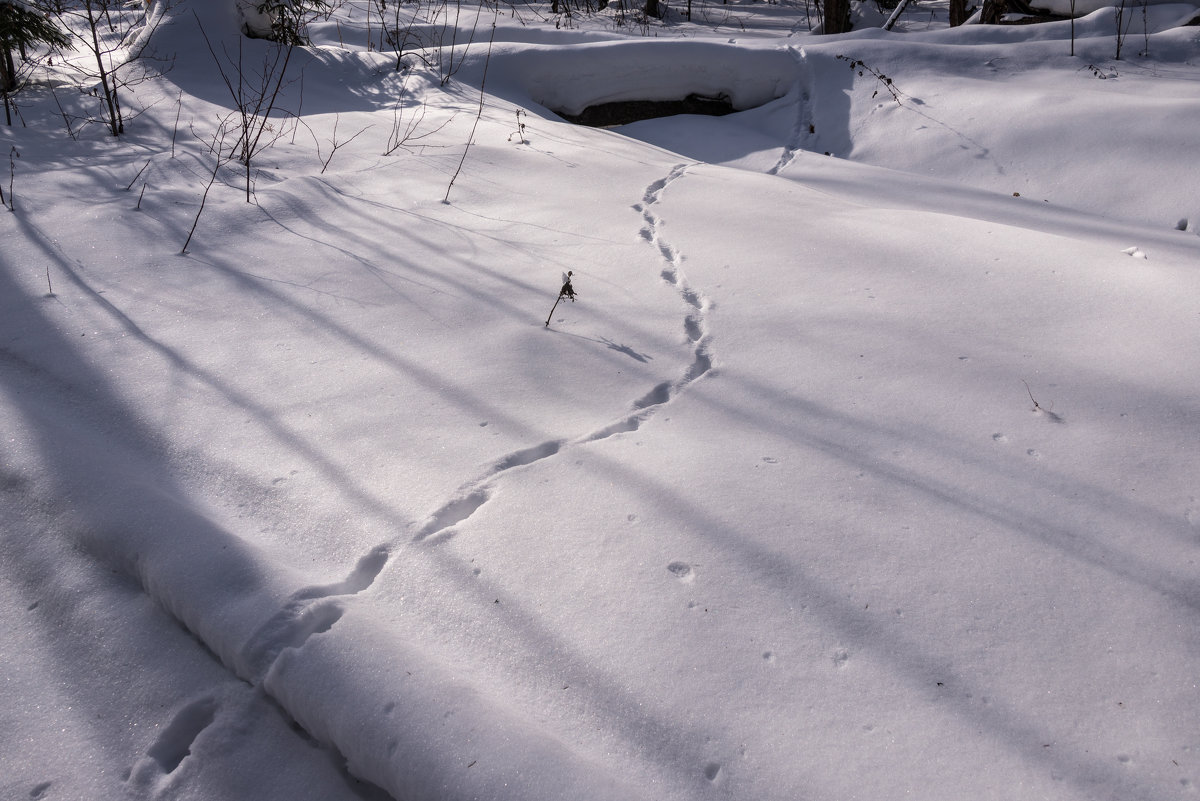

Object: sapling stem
[545,271,576,327]
[6,146,17,212]
[544,294,563,327]
[444,14,497,203]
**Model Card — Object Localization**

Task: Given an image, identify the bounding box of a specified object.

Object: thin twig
[183,117,235,253]
[125,157,152,190]
[1022,379,1041,410]
[171,89,183,157]
[443,14,497,204]
[320,115,374,174]
[6,146,17,212]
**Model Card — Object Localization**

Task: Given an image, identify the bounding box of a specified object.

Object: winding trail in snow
[208,169,727,794]
[412,161,714,544]
[242,160,723,797]
[633,163,714,386]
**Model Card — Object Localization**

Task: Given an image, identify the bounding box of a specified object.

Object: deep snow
[2,2,1199,801]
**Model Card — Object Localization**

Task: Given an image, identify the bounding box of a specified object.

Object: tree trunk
[0,49,11,126]
[822,0,851,34]
[980,0,1005,24]
[3,47,15,92]
[84,0,122,135]
[949,0,968,25]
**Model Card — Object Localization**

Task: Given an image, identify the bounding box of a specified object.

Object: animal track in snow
[489,440,564,473]
[584,414,645,443]
[144,696,218,774]
[412,440,568,543]
[680,288,703,311]
[768,47,813,176]
[413,489,491,542]
[642,164,689,205]
[297,544,391,599]
[667,561,695,582]
[684,349,713,384]
[634,382,672,410]
[240,546,390,679]
[271,602,345,660]
[637,163,715,396]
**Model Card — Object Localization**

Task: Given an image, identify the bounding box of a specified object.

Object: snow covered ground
[2,1,1199,800]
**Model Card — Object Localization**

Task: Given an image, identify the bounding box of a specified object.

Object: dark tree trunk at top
[980,0,1005,24]
[822,0,852,34]
[2,47,14,91]
[949,0,968,25]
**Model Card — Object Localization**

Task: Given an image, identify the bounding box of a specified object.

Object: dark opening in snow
[556,93,737,127]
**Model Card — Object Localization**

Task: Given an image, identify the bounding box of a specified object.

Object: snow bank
[487,40,797,116]
[1030,0,1198,18]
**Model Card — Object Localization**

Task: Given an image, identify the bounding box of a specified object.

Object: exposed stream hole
[556,93,738,127]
